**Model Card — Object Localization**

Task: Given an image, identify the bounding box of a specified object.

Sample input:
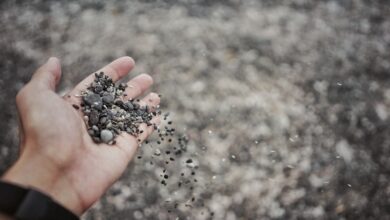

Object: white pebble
[100,129,114,143]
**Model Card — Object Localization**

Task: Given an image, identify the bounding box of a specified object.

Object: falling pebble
[212,176,217,180]
[231,155,236,159]
[254,140,259,144]
[154,149,161,156]
[347,184,352,187]
[208,130,213,134]
[289,135,299,142]
[337,82,342,86]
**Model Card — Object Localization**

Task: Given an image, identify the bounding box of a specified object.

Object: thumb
[31,57,62,91]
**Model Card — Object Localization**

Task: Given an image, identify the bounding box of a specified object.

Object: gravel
[80,72,158,144]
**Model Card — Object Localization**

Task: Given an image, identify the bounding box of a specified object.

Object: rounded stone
[102,94,114,104]
[126,102,134,110]
[100,129,114,143]
[83,93,103,110]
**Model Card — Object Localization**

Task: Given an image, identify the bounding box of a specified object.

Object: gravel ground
[0,0,389,219]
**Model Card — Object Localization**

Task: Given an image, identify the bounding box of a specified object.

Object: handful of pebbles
[78,72,159,144]
[77,72,209,216]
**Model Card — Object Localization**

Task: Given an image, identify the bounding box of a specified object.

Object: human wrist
[1,151,83,216]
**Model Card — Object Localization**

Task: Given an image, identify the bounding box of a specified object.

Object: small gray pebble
[100,129,114,143]
[118,122,125,130]
[88,129,95,136]
[83,93,103,110]
[94,84,103,93]
[154,149,161,156]
[126,102,134,110]
[107,87,114,93]
[92,125,99,131]
[102,94,114,104]
[89,110,99,125]
[100,117,107,124]
[93,137,101,143]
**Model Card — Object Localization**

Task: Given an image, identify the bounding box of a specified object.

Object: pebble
[126,102,134,110]
[100,117,107,124]
[89,110,99,125]
[102,93,114,104]
[94,84,103,93]
[100,129,114,143]
[154,149,161,156]
[83,93,103,110]
[88,129,95,136]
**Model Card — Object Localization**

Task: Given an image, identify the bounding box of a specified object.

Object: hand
[1,57,160,215]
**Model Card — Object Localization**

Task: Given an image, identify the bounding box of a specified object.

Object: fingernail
[46,57,60,71]
[138,73,154,82]
[45,57,61,83]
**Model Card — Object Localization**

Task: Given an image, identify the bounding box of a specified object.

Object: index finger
[66,56,135,98]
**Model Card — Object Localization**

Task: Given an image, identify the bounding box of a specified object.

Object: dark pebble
[93,137,101,143]
[72,104,80,110]
[94,84,103,93]
[89,110,100,125]
[175,150,182,155]
[126,102,134,110]
[114,99,124,106]
[102,94,114,104]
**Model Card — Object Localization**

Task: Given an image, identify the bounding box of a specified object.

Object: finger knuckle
[15,86,29,103]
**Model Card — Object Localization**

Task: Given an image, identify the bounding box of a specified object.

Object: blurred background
[0,0,389,219]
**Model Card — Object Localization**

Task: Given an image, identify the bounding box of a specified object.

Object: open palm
[4,57,159,215]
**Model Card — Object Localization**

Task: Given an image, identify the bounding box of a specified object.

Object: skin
[1,57,160,216]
